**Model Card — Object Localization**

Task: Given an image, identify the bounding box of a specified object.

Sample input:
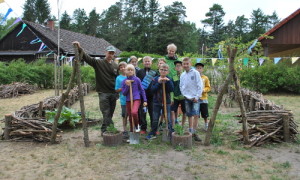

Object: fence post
[38,101,43,118]
[283,115,290,142]
[4,114,12,140]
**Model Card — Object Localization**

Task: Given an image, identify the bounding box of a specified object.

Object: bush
[239,64,300,94]
[0,58,96,89]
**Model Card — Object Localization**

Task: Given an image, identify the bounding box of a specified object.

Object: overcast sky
[1,0,299,28]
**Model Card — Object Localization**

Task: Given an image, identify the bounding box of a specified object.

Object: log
[38,101,43,118]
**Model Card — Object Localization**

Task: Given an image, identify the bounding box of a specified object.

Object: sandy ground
[0,90,299,180]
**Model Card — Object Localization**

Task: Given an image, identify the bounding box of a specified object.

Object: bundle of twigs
[237,110,298,147]
[0,82,37,98]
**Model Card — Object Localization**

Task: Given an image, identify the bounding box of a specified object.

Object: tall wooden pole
[74,45,90,147]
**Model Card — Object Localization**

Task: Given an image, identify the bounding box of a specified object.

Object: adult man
[73,41,119,135]
[136,56,158,134]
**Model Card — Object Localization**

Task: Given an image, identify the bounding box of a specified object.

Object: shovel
[128,81,139,144]
[161,82,170,142]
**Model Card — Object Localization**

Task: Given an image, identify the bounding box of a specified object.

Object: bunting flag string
[38,43,45,52]
[243,58,249,66]
[7,17,21,29]
[247,39,258,54]
[0,8,13,25]
[60,55,66,60]
[138,57,142,61]
[259,58,265,66]
[274,57,282,64]
[16,23,27,37]
[68,56,74,62]
[30,38,42,44]
[196,58,202,63]
[46,51,54,57]
[217,45,223,59]
[291,57,299,64]
[211,58,217,66]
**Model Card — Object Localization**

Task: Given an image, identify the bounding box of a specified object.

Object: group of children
[114,44,211,142]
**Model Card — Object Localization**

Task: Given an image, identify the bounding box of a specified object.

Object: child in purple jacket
[122,64,147,132]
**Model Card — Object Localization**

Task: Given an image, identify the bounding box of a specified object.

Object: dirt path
[0,91,299,180]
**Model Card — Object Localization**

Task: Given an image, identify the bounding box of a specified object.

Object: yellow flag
[0,0,5,3]
[212,58,218,66]
[291,57,299,64]
[138,58,142,61]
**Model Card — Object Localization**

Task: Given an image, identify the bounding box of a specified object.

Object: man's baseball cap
[106,46,116,52]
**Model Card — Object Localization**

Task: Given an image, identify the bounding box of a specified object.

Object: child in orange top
[195,62,211,131]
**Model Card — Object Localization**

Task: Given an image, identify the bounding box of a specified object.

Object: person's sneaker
[101,131,106,136]
[146,132,156,140]
[126,139,130,143]
[140,130,147,135]
[135,125,141,133]
[193,134,202,142]
[204,124,208,131]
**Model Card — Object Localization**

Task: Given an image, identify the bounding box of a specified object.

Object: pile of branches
[0,82,37,98]
[2,83,89,142]
[8,115,61,142]
[237,110,298,147]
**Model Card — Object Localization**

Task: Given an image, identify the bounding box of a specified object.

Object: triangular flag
[16,23,27,37]
[38,43,45,52]
[0,8,13,25]
[274,57,282,64]
[196,58,202,63]
[68,56,74,62]
[7,18,22,29]
[127,58,130,62]
[60,55,66,60]
[30,38,42,44]
[138,58,142,61]
[243,58,249,66]
[259,58,264,66]
[211,58,217,66]
[291,57,299,64]
[46,51,54,56]
[0,0,5,3]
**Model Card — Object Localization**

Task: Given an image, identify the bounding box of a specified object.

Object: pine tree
[72,8,88,34]
[60,11,71,30]
[86,8,100,36]
[23,0,36,22]
[35,0,51,24]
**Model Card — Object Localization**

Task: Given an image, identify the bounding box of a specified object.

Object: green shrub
[174,124,184,136]
[106,124,119,134]
[239,64,300,94]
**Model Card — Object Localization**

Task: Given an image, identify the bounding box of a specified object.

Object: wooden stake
[74,45,89,147]
[282,115,290,142]
[38,101,43,118]
[4,114,12,140]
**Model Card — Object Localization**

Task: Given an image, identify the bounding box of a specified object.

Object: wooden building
[0,20,121,62]
[259,8,300,57]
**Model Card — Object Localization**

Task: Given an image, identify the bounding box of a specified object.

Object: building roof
[258,8,300,41]
[16,21,121,56]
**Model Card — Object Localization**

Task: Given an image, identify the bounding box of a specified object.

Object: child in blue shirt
[115,62,128,136]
